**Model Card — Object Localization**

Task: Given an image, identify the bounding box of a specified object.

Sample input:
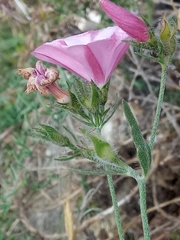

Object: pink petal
[36,60,46,75]
[32,41,92,82]
[32,26,130,87]
[86,27,130,82]
[36,75,45,85]
[100,0,149,42]
[84,45,105,85]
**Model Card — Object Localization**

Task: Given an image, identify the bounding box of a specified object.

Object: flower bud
[160,14,171,41]
[159,14,178,58]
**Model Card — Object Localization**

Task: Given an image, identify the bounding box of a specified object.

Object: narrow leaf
[122,100,151,176]
[63,126,78,144]
[55,153,80,161]
[33,124,78,151]
[103,94,119,126]
[71,115,94,127]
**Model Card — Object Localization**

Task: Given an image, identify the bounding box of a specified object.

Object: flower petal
[86,27,130,83]
[36,60,47,75]
[18,68,34,80]
[84,45,105,85]
[26,75,37,94]
[32,41,92,82]
[32,26,130,87]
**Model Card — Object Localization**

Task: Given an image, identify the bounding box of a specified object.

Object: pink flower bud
[100,0,149,42]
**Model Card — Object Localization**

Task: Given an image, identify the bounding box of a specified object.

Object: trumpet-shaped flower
[100,0,149,42]
[31,26,130,87]
[18,61,70,103]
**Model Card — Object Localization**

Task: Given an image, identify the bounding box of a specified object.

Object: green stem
[149,64,168,150]
[137,178,150,240]
[106,170,125,240]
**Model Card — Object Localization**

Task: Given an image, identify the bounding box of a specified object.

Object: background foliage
[1,0,180,239]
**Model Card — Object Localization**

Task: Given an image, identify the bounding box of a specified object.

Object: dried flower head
[18,61,70,103]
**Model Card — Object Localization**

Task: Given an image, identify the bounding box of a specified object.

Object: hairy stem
[106,170,125,240]
[137,178,150,240]
[149,64,168,150]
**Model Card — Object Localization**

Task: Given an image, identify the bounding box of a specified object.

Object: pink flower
[18,61,70,103]
[31,26,130,87]
[100,0,149,42]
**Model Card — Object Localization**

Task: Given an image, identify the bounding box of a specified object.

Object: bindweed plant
[18,0,178,239]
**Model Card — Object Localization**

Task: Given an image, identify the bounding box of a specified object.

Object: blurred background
[1,0,180,239]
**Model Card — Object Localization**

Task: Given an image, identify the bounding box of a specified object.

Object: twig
[79,181,103,221]
[77,185,138,232]
[124,197,180,233]
[31,188,82,212]
[152,175,180,223]
[6,218,20,236]
[0,126,14,140]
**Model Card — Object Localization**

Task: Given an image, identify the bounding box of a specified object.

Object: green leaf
[69,91,92,121]
[63,126,78,144]
[10,165,18,181]
[80,129,130,170]
[70,114,94,127]
[67,91,79,113]
[81,149,130,175]
[102,94,119,126]
[55,152,80,161]
[122,100,151,177]
[137,143,151,176]
[33,124,78,151]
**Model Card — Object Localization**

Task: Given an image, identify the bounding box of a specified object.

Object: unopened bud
[159,13,178,58]
[160,14,171,41]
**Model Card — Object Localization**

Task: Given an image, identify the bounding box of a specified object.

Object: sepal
[126,14,177,64]
[101,94,119,126]
[57,79,116,130]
